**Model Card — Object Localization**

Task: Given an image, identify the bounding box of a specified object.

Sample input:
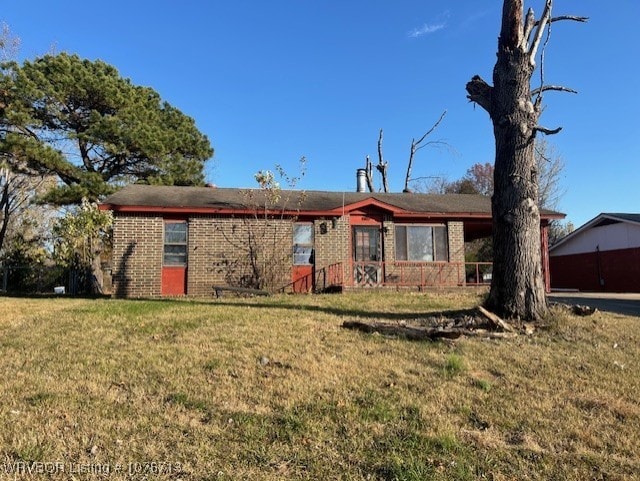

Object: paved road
[548,292,640,317]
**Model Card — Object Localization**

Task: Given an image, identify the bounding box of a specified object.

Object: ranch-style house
[100,183,562,298]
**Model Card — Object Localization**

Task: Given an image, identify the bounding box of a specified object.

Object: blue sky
[4,1,639,227]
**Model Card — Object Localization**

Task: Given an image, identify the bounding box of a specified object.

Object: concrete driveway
[548,292,640,317]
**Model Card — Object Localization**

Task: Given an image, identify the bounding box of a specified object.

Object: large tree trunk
[466,0,585,320]
[467,1,546,320]
[488,1,547,320]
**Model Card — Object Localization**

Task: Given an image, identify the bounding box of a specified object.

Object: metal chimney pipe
[356,169,367,192]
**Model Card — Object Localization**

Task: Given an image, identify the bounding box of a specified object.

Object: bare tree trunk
[466,0,585,320]
[376,129,389,193]
[403,110,447,192]
[0,179,10,254]
[364,156,375,192]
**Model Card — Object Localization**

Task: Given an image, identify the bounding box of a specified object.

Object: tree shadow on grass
[122,296,478,323]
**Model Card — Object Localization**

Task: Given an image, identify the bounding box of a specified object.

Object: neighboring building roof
[595,213,640,224]
[550,213,640,253]
[101,184,563,219]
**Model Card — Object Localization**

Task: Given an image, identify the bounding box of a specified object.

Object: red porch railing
[347,261,493,288]
[287,261,491,293]
[285,262,345,293]
[318,262,344,289]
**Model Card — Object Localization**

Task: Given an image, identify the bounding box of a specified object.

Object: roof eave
[101,204,323,216]
[549,212,611,252]
[101,203,565,223]
[101,204,498,222]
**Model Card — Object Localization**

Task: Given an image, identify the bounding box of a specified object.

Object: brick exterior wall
[110,212,472,298]
[187,215,294,296]
[313,216,350,284]
[382,215,396,264]
[112,214,163,298]
[447,221,465,263]
[186,216,218,296]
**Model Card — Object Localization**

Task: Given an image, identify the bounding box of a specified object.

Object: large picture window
[164,221,188,266]
[293,223,314,265]
[395,225,448,262]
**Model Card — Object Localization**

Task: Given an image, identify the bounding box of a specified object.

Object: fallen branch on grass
[477,306,514,332]
[341,320,517,341]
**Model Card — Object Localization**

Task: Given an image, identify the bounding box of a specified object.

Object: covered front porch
[291,260,494,293]
[291,219,553,294]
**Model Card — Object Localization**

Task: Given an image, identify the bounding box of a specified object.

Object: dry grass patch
[0,291,638,480]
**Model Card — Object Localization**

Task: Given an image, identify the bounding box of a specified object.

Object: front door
[353,226,382,287]
[292,223,314,293]
[162,220,188,296]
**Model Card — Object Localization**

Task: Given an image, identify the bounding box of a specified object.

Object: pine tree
[2,53,213,204]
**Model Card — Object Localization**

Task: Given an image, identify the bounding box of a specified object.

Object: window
[353,226,380,262]
[395,225,448,262]
[164,221,188,266]
[293,223,314,265]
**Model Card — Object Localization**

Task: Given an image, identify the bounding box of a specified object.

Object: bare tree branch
[529,2,588,62]
[404,110,447,192]
[528,0,552,64]
[416,110,447,146]
[536,1,554,101]
[536,15,589,27]
[535,125,562,135]
[535,138,565,210]
[531,85,577,96]
[415,140,450,152]
[377,129,383,172]
[465,75,493,113]
[0,23,21,61]
[408,176,443,183]
[522,8,537,47]
[531,9,587,103]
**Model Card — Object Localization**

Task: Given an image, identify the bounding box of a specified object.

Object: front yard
[0,291,638,480]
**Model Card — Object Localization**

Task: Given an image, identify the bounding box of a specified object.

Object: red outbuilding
[550,213,640,293]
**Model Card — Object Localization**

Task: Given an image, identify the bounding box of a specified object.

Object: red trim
[540,225,551,293]
[101,195,564,221]
[334,198,404,215]
[349,214,383,225]
[102,203,508,220]
[103,204,341,217]
[162,266,187,296]
[391,213,491,220]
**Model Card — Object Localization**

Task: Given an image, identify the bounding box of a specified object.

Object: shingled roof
[101,184,563,219]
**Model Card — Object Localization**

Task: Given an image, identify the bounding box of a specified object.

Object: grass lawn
[0,291,638,480]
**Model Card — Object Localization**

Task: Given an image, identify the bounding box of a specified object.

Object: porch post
[540,224,551,294]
